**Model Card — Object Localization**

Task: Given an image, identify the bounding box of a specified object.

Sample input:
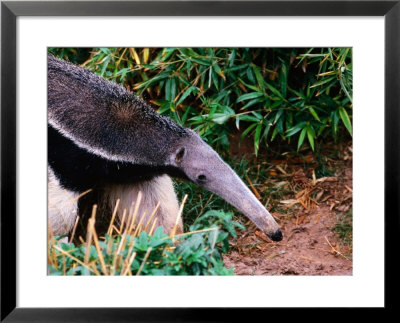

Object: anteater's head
[169,130,282,242]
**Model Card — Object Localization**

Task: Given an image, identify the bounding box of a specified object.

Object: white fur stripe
[48,119,132,163]
[48,166,79,236]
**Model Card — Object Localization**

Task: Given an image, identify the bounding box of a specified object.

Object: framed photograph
[1,0,398,320]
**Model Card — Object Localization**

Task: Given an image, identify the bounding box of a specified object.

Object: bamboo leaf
[192,57,211,66]
[240,98,263,111]
[176,86,196,106]
[252,65,265,90]
[236,114,261,122]
[265,82,283,99]
[308,106,321,122]
[254,123,262,155]
[279,61,288,98]
[165,78,171,101]
[295,48,314,66]
[286,121,307,137]
[228,49,236,67]
[339,78,353,103]
[170,77,177,101]
[310,76,336,88]
[241,123,257,140]
[100,57,110,76]
[338,107,353,136]
[262,122,271,140]
[213,63,226,81]
[211,112,234,125]
[297,127,307,150]
[236,92,264,103]
[274,109,284,124]
[306,126,315,151]
[239,78,261,92]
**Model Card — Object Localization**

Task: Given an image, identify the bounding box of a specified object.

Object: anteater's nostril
[198,174,207,181]
[269,229,283,242]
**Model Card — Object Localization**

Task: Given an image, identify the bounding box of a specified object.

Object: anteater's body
[47,54,282,241]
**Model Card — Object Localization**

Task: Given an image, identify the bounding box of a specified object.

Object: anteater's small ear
[171,147,186,166]
[175,147,186,163]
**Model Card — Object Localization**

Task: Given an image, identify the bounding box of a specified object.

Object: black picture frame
[1,1,398,321]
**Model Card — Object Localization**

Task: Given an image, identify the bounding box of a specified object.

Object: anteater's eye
[175,147,185,163]
[197,174,207,182]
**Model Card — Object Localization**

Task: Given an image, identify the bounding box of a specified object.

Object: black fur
[48,124,188,193]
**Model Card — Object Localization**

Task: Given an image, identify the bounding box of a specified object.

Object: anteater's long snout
[173,133,283,241]
[202,161,283,242]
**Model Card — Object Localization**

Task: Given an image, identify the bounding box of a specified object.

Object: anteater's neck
[48,125,187,192]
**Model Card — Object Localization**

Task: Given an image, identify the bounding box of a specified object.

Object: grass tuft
[48,195,243,276]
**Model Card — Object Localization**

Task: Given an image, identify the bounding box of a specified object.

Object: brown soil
[224,135,353,275]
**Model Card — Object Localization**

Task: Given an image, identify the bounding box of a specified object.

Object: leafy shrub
[48,208,243,276]
[49,47,352,154]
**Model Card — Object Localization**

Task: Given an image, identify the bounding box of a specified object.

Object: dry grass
[48,192,226,276]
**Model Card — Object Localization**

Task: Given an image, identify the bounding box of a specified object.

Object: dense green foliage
[49,210,244,276]
[48,48,353,274]
[49,47,352,155]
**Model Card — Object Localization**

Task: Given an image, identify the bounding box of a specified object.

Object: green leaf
[286,121,307,137]
[225,64,248,73]
[296,48,314,66]
[142,64,157,70]
[99,48,111,55]
[170,77,177,100]
[279,61,288,98]
[273,109,284,124]
[236,92,264,103]
[276,118,284,135]
[310,76,336,88]
[181,105,193,124]
[135,73,169,90]
[239,78,261,92]
[308,106,321,122]
[288,87,305,99]
[306,126,315,151]
[271,127,279,141]
[191,57,211,66]
[338,48,350,67]
[252,65,265,90]
[338,107,353,136]
[254,123,262,155]
[211,112,234,125]
[213,63,225,81]
[211,67,220,90]
[236,114,261,123]
[100,57,110,77]
[228,49,236,67]
[240,98,263,111]
[165,78,171,101]
[246,67,256,84]
[297,127,307,150]
[159,48,175,62]
[176,86,196,106]
[265,82,283,99]
[241,123,257,140]
[339,78,353,104]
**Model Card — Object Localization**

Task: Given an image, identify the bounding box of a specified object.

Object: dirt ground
[224,136,353,276]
